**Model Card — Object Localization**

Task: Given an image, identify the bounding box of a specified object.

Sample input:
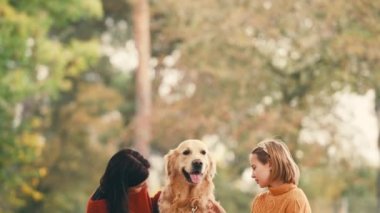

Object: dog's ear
[164,149,177,177]
[206,153,217,179]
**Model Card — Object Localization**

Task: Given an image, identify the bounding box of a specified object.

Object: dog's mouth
[182,168,203,184]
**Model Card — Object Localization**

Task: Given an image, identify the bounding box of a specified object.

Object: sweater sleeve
[151,191,161,213]
[86,198,108,213]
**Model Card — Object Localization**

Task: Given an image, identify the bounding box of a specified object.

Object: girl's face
[128,181,147,194]
[250,154,271,188]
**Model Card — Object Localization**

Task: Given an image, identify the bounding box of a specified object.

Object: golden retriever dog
[158,139,226,213]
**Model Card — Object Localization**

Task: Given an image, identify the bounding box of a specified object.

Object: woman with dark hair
[87,148,160,213]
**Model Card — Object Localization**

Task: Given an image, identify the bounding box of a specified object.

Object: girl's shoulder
[284,187,311,208]
[250,190,271,212]
[288,187,308,199]
[285,188,312,212]
[253,190,270,202]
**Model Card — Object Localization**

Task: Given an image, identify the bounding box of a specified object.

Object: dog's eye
[183,150,191,155]
[201,150,206,155]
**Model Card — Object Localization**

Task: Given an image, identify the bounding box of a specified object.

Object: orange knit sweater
[251,183,311,213]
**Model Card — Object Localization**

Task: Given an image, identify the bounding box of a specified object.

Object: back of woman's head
[251,138,300,185]
[100,148,150,213]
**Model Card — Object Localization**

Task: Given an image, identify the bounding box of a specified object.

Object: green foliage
[0,0,103,212]
[149,0,380,212]
[1,0,379,212]
[18,82,125,213]
[9,0,103,27]
[214,167,252,212]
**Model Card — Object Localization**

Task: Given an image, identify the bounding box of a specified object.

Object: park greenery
[0,0,379,212]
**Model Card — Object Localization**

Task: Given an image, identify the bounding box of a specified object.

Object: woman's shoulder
[87,198,108,213]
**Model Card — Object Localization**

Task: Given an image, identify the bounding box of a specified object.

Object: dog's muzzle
[192,159,203,172]
[182,159,204,184]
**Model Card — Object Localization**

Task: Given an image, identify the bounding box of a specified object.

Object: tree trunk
[376,91,380,213]
[131,0,151,156]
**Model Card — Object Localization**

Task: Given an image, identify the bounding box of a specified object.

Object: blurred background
[1,0,379,212]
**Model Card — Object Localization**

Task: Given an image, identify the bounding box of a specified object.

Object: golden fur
[158,139,226,213]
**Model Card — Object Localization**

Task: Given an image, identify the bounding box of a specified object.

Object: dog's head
[165,139,216,185]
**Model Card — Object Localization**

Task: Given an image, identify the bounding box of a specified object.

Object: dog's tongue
[190,174,202,184]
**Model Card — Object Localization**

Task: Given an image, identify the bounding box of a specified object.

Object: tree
[2,0,377,211]
[0,0,103,212]
[147,0,379,211]
[131,0,152,156]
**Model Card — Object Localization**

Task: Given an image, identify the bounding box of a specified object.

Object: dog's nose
[192,159,203,171]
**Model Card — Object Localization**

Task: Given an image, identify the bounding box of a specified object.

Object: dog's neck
[165,177,215,210]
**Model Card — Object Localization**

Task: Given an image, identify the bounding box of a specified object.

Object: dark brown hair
[99,148,150,213]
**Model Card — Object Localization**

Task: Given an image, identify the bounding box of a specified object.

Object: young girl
[249,139,311,213]
[86,148,160,213]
